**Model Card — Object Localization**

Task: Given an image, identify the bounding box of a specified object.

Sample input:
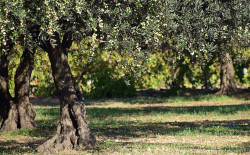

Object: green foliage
[233,49,250,85]
[234,60,249,85]
[7,46,23,96]
[29,48,247,97]
[69,45,136,98]
[139,53,168,90]
[168,0,249,61]
[88,77,136,98]
[2,0,249,98]
[31,52,55,97]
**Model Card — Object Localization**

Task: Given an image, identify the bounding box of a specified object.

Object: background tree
[165,0,249,95]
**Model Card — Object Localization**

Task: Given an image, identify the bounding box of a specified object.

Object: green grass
[0,94,249,154]
[91,141,250,154]
[122,94,244,104]
[85,94,244,106]
[87,104,249,116]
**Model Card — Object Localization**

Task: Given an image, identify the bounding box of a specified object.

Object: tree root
[37,102,96,153]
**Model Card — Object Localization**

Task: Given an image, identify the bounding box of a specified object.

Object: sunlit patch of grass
[35,107,59,127]
[0,128,43,139]
[88,137,250,155]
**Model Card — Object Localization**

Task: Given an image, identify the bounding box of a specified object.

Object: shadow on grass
[33,103,249,138]
[30,88,249,106]
[34,103,250,119]
[0,139,46,154]
[87,104,250,117]
[83,88,249,104]
[30,97,60,107]
[31,103,249,138]
[33,120,58,137]
[91,119,250,138]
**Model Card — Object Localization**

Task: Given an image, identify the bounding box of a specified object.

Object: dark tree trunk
[14,48,37,129]
[37,43,95,153]
[217,52,237,95]
[0,89,9,128]
[0,49,37,132]
[0,52,17,131]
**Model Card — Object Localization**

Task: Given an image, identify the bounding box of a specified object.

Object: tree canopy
[1,0,248,59]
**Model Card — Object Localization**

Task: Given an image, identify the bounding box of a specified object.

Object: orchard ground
[0,89,249,154]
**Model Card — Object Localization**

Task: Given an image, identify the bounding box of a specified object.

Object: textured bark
[0,52,17,131]
[0,52,12,102]
[0,87,17,131]
[0,49,37,132]
[0,89,8,127]
[37,44,95,153]
[217,52,237,95]
[0,100,19,131]
[14,49,37,129]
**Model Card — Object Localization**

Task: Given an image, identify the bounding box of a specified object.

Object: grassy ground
[0,94,249,154]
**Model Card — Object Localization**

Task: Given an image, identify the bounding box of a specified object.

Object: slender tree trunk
[0,49,37,132]
[37,44,95,153]
[217,52,237,95]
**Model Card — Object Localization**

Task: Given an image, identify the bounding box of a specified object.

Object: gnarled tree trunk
[0,49,37,132]
[37,43,95,153]
[217,52,237,95]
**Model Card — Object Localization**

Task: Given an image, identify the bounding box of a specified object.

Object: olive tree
[18,0,167,152]
[0,1,37,131]
[165,0,249,94]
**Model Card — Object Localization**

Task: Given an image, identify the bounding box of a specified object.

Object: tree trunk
[14,48,37,129]
[0,89,8,127]
[0,53,10,126]
[0,52,18,131]
[0,89,16,131]
[37,44,95,153]
[0,49,37,132]
[217,52,237,95]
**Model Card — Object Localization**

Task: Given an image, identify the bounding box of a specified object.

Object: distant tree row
[7,46,248,98]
